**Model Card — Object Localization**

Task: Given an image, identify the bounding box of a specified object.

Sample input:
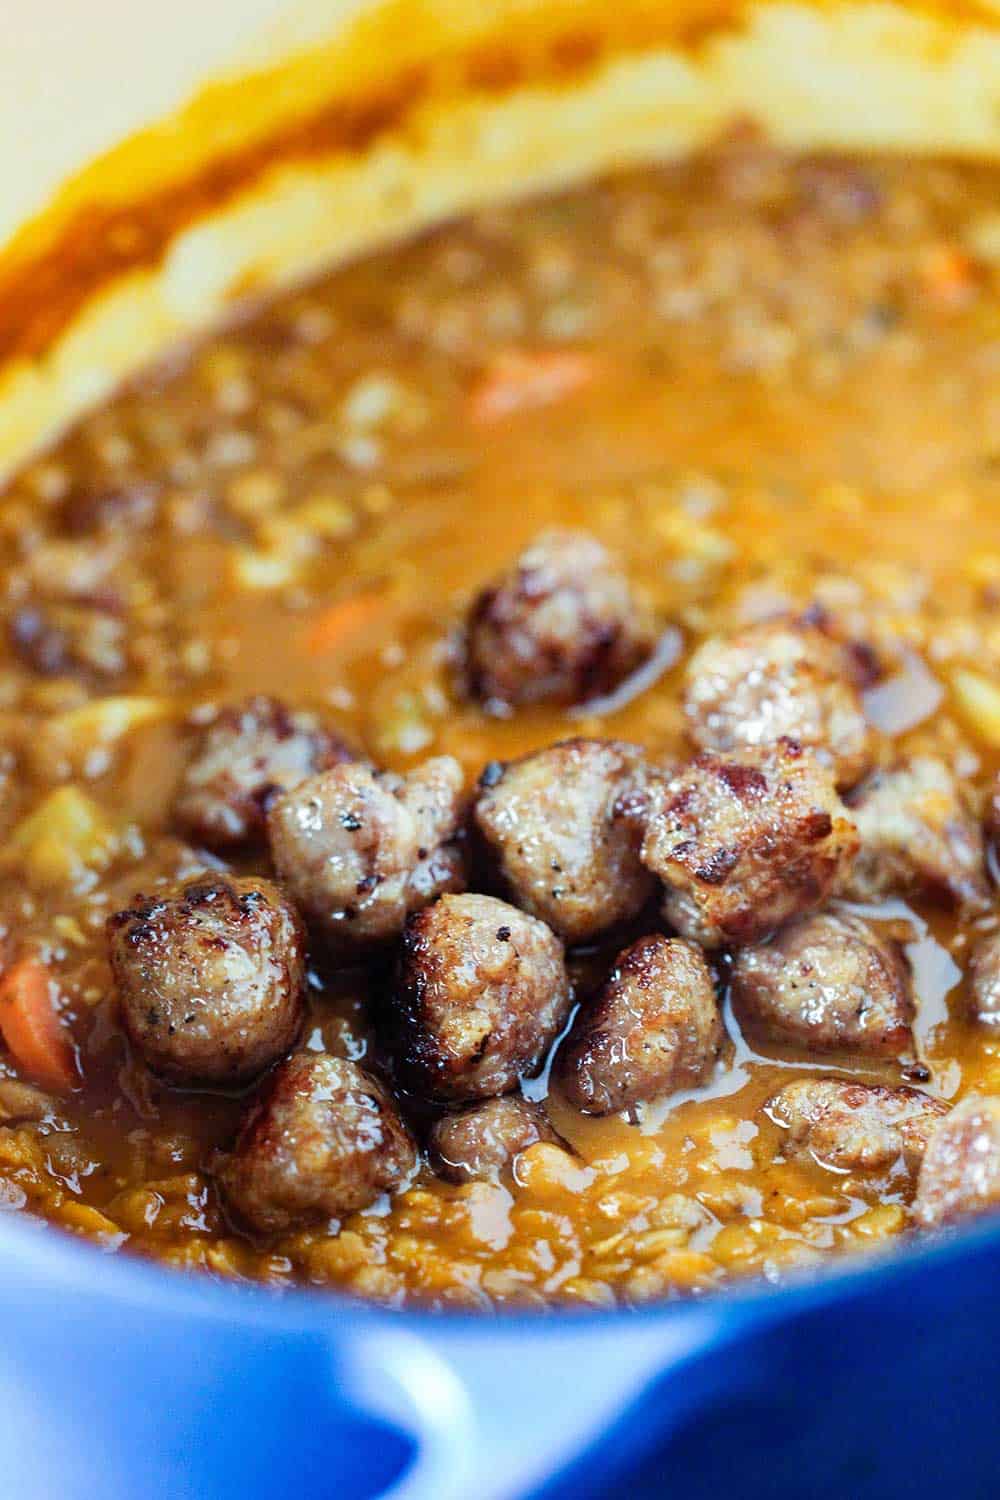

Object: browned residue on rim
[0,0,996,367]
[0,1,775,366]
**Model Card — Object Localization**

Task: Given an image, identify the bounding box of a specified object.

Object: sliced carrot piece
[0,958,78,1090]
[468,349,597,425]
[302,590,388,656]
[920,243,979,310]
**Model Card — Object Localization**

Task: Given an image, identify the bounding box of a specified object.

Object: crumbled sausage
[109,875,306,1085]
[9,606,74,677]
[970,930,1000,1026]
[389,893,570,1102]
[839,756,989,910]
[217,1053,416,1234]
[795,158,884,224]
[267,756,465,956]
[428,1095,560,1182]
[559,935,721,1114]
[59,479,159,536]
[465,528,655,710]
[765,1077,947,1172]
[175,695,353,849]
[914,1095,1000,1229]
[986,769,1000,847]
[684,617,873,788]
[731,909,914,1056]
[8,602,126,680]
[473,738,654,943]
[640,740,858,947]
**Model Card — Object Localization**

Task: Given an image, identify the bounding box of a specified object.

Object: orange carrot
[468,349,597,425]
[920,243,978,311]
[0,957,78,1090]
[302,590,387,656]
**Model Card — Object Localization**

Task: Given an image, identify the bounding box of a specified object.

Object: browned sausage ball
[109,874,306,1085]
[970,930,1000,1026]
[683,616,873,789]
[8,600,127,682]
[732,908,914,1057]
[986,769,1000,847]
[765,1078,947,1173]
[465,528,655,710]
[473,738,654,944]
[428,1096,561,1183]
[839,755,989,911]
[267,756,465,956]
[559,935,721,1114]
[640,740,859,948]
[389,893,570,1102]
[217,1053,417,1234]
[175,695,353,849]
[914,1095,1000,1229]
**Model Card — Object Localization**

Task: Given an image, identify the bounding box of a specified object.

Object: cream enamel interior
[1,0,1000,479]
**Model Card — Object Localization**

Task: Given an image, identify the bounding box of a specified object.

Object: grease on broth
[2,146,1000,1306]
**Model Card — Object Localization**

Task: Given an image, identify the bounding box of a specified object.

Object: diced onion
[568,627,683,720]
[863,650,943,735]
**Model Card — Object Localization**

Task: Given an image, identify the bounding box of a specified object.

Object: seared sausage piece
[559,935,721,1114]
[175,695,353,849]
[970,930,1000,1026]
[109,875,306,1085]
[915,1095,1000,1229]
[428,1096,560,1183]
[465,528,655,710]
[765,1078,947,1172]
[218,1053,416,1235]
[986,769,1000,848]
[839,756,988,910]
[473,738,654,944]
[8,601,126,681]
[390,894,570,1102]
[640,740,858,948]
[684,617,873,789]
[268,756,465,957]
[731,909,914,1057]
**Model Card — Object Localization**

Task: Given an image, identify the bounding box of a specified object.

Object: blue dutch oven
[4,5,1000,1496]
[2,1203,998,1499]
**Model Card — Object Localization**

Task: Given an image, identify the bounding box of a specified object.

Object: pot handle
[0,1217,765,1500]
[343,1301,762,1500]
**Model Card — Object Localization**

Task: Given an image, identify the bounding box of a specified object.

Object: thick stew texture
[2,145,1000,1308]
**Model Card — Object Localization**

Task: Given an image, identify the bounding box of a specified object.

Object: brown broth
[1,145,1000,1306]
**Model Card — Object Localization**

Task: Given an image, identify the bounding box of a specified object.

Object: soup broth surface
[2,146,1000,1307]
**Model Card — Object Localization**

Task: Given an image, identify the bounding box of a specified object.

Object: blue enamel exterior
[2,1207,998,1499]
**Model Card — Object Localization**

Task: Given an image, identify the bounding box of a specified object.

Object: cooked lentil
[2,144,1000,1308]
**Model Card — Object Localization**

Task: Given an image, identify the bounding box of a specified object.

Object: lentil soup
[2,145,1000,1309]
